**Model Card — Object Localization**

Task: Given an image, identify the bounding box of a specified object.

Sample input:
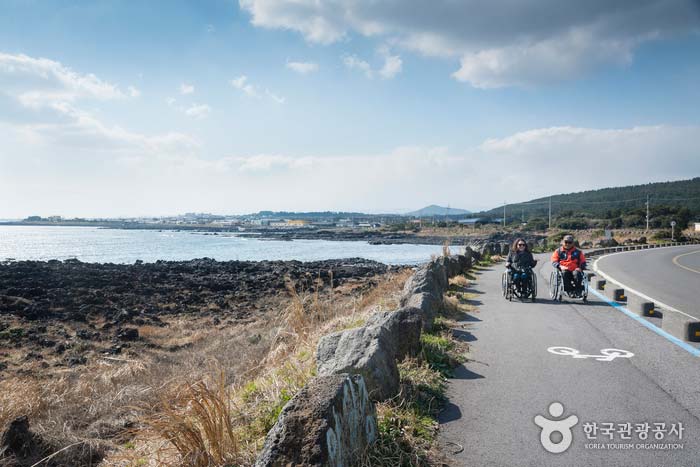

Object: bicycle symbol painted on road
[547,346,634,362]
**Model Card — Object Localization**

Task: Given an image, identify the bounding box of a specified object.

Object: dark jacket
[506,250,537,271]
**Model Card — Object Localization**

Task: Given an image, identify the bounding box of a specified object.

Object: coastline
[0,221,527,246]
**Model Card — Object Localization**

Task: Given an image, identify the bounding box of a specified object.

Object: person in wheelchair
[505,238,537,295]
[551,234,587,296]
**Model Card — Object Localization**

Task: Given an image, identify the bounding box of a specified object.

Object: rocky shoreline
[0,257,396,375]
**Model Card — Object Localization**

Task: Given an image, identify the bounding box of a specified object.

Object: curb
[590,244,700,344]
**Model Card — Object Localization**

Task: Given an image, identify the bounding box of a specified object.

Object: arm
[578,250,587,271]
[551,249,560,268]
[527,252,537,267]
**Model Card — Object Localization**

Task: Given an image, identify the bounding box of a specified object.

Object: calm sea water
[0,226,444,265]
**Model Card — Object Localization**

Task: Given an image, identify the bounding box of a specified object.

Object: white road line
[592,249,699,320]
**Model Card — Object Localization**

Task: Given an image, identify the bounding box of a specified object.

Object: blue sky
[1,0,699,217]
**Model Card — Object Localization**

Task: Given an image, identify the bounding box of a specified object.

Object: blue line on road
[590,289,700,357]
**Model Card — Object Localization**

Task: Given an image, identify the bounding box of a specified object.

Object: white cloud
[379,54,402,79]
[286,60,319,74]
[230,75,260,97]
[179,83,194,95]
[2,121,698,216]
[0,52,124,106]
[342,49,402,80]
[239,0,700,87]
[166,97,212,118]
[265,90,286,104]
[343,54,373,79]
[230,75,285,103]
[0,53,197,162]
[184,103,211,119]
[5,100,198,155]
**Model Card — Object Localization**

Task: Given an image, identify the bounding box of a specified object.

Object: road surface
[439,253,700,466]
[594,245,700,314]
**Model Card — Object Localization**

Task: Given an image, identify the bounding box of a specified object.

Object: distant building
[458,218,482,226]
[310,221,337,228]
[695,222,700,232]
[287,219,310,226]
[212,220,241,227]
[250,219,272,226]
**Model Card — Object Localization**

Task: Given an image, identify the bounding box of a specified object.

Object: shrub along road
[439,254,700,466]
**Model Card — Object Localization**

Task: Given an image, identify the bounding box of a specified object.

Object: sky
[0,0,699,218]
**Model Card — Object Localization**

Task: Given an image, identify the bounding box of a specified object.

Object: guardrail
[587,241,700,344]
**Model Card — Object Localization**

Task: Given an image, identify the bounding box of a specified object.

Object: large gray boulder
[457,253,472,273]
[465,246,480,262]
[401,261,445,304]
[317,322,400,401]
[365,307,423,361]
[402,292,441,331]
[442,255,462,278]
[255,374,377,467]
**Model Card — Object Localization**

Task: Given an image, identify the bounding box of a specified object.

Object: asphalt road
[438,254,700,467]
[594,245,700,315]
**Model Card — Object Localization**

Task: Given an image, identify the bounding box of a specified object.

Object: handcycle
[501,265,537,302]
[549,267,588,302]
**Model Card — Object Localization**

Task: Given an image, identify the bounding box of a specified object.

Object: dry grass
[441,240,451,257]
[99,268,413,466]
[449,275,469,288]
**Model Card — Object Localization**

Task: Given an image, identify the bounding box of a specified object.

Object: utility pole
[645,194,650,232]
[503,201,506,228]
[548,196,552,230]
[522,207,525,224]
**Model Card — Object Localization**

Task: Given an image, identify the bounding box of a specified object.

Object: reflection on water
[0,226,444,265]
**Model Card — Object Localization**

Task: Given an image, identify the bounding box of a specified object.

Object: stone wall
[255,250,478,466]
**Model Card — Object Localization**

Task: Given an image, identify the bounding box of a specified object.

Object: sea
[0,226,445,265]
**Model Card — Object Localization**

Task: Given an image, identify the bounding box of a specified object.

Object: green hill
[478,177,700,230]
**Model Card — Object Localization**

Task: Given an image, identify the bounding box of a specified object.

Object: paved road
[594,245,700,315]
[439,254,700,467]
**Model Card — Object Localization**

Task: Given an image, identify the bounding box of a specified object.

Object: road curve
[438,254,700,466]
[594,245,700,314]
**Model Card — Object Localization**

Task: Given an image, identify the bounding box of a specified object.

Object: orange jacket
[551,247,586,271]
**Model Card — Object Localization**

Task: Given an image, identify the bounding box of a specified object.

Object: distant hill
[478,177,700,229]
[405,205,471,217]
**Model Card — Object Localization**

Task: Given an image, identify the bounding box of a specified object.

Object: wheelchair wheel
[501,271,508,298]
[549,270,562,301]
[530,273,537,302]
[581,271,589,302]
